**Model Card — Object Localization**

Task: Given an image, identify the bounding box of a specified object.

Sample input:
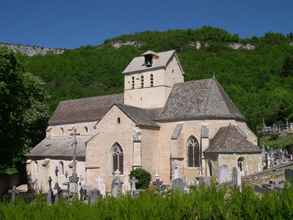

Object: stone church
[27,50,263,193]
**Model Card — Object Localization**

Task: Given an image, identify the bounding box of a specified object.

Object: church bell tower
[122,50,184,109]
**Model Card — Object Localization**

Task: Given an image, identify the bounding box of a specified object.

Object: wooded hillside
[19,26,293,130]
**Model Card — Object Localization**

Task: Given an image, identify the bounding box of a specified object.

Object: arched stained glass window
[112,143,123,174]
[187,136,200,167]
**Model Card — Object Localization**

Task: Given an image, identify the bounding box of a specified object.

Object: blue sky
[1,0,292,48]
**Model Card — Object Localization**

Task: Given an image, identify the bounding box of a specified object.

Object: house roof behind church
[122,50,175,74]
[27,136,91,160]
[205,125,261,154]
[49,94,123,125]
[158,79,245,122]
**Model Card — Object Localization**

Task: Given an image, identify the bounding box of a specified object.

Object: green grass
[1,185,293,220]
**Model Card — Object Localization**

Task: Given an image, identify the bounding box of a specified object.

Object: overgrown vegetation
[1,185,293,219]
[19,26,293,130]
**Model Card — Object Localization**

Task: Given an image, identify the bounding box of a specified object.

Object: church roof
[49,94,123,125]
[158,79,245,122]
[116,104,160,128]
[205,125,261,154]
[27,136,91,160]
[122,50,176,74]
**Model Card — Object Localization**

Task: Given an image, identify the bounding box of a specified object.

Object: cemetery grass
[1,185,293,220]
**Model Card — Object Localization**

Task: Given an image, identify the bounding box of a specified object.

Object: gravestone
[79,184,87,201]
[88,189,101,204]
[218,165,230,184]
[173,165,180,180]
[153,175,165,193]
[47,177,54,204]
[96,176,106,197]
[111,170,123,197]
[172,178,186,192]
[232,167,241,191]
[53,183,61,202]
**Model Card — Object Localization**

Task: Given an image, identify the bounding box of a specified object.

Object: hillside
[18,26,293,130]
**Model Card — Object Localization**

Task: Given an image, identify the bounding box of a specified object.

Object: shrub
[129,168,151,189]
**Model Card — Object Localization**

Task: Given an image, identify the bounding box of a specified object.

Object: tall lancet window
[187,136,200,167]
[112,143,123,174]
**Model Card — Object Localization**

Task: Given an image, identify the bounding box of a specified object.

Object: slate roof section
[158,79,245,122]
[49,94,123,125]
[205,125,261,154]
[122,50,176,74]
[27,136,91,160]
[116,104,160,128]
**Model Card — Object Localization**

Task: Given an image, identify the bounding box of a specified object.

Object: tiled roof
[27,136,92,160]
[122,50,175,74]
[158,79,245,122]
[205,125,261,154]
[116,104,160,128]
[48,94,123,125]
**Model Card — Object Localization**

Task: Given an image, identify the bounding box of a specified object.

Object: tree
[0,48,49,171]
[130,168,151,189]
[281,56,293,77]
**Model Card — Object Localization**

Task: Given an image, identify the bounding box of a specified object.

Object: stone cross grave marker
[8,185,18,203]
[130,176,138,197]
[153,175,165,193]
[69,127,80,195]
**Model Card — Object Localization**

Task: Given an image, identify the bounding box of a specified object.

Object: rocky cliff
[0,42,66,56]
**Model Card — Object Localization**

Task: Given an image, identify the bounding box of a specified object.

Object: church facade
[27,50,263,193]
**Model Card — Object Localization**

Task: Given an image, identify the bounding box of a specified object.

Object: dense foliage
[129,168,151,189]
[0,49,48,171]
[20,26,293,131]
[1,185,293,219]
